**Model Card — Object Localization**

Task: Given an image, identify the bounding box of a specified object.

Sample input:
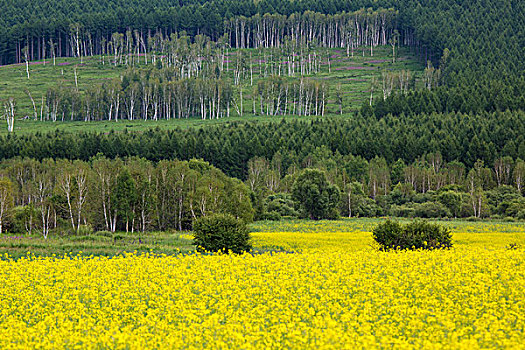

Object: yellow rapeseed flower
[0,220,523,349]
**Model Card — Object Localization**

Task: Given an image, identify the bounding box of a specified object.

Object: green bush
[357,198,383,217]
[372,220,404,249]
[259,211,282,221]
[389,204,416,218]
[413,202,451,218]
[94,230,114,238]
[438,191,462,217]
[9,205,38,234]
[266,193,298,217]
[373,219,452,250]
[192,214,252,254]
[504,199,525,217]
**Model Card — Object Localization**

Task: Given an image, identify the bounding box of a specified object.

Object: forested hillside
[0,0,398,64]
[374,0,525,114]
[1,0,523,117]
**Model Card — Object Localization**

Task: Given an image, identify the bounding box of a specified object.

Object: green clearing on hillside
[0,46,424,135]
[0,114,331,136]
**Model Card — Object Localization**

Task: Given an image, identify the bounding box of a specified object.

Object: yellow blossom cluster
[0,220,524,349]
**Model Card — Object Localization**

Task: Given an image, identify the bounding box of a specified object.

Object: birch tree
[92,157,120,232]
[22,45,30,79]
[493,156,513,186]
[128,158,155,233]
[3,97,16,132]
[35,160,55,239]
[25,89,38,120]
[514,159,525,194]
[0,178,14,234]
[345,181,364,218]
[368,156,390,198]
[467,168,484,218]
[389,29,400,63]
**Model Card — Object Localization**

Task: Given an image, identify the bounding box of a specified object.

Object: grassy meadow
[0,230,195,260]
[0,113,333,135]
[0,218,524,348]
[0,46,424,135]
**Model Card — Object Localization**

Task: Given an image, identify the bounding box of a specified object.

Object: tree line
[226,9,402,55]
[246,151,525,220]
[0,151,522,238]
[0,113,523,180]
[0,0,402,65]
[1,0,522,118]
[0,157,254,236]
[39,68,329,122]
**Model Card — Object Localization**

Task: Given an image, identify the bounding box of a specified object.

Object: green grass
[0,230,195,260]
[0,56,123,118]
[0,114,335,135]
[0,46,424,135]
[251,217,525,234]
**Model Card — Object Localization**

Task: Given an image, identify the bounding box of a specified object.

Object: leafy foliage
[292,169,340,220]
[266,193,298,218]
[192,213,251,254]
[373,219,452,250]
[0,157,254,236]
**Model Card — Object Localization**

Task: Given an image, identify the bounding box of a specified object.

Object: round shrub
[372,220,404,249]
[193,214,252,254]
[373,219,452,250]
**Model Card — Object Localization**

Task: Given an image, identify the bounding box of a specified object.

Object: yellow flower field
[0,220,524,349]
